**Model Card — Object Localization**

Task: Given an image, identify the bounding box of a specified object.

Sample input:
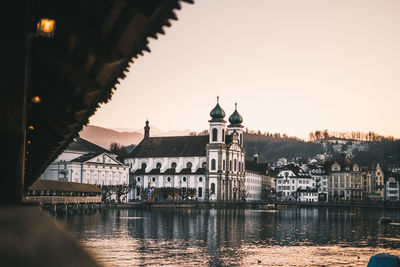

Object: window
[229,160,232,171]
[167,177,171,182]
[186,162,192,169]
[198,187,203,198]
[202,162,206,168]
[211,159,216,170]
[211,183,215,194]
[199,177,203,182]
[141,163,147,169]
[223,160,225,171]
[171,162,177,168]
[234,159,237,172]
[156,163,162,169]
[137,177,141,182]
[183,177,187,182]
[212,128,218,142]
[152,177,156,182]
[222,129,225,142]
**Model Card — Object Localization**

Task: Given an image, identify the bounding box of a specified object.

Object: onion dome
[209,96,226,122]
[228,103,243,127]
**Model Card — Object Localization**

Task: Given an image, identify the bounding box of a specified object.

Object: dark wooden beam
[0,2,30,204]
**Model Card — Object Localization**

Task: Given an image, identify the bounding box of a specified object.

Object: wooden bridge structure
[25,179,102,215]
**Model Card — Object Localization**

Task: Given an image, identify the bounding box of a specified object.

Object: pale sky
[89,0,400,139]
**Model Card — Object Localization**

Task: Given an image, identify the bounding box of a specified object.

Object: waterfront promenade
[103,200,400,210]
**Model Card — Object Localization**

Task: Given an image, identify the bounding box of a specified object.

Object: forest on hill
[243,133,324,163]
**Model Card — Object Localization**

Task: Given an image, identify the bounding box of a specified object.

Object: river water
[58,207,400,266]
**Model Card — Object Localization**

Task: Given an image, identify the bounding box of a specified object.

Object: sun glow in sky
[89,0,400,139]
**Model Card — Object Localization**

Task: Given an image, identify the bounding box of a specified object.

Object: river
[58,207,400,266]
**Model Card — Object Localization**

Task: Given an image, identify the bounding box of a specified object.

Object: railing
[25,196,101,204]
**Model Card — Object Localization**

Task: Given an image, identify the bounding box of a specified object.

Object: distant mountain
[79,125,143,149]
[111,126,191,137]
[79,125,192,149]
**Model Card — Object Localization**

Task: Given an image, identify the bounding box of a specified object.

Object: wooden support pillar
[0,2,30,204]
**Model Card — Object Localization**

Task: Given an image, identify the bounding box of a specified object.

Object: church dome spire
[209,96,226,122]
[228,102,243,127]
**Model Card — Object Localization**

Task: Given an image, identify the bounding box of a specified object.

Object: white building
[385,176,399,201]
[309,166,329,202]
[275,164,317,202]
[125,98,262,201]
[244,155,273,201]
[40,138,129,186]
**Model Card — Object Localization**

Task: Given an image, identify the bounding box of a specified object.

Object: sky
[89,0,400,139]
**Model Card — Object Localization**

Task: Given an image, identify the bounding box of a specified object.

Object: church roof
[128,135,209,158]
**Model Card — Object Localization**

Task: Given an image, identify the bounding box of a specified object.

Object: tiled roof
[29,179,101,193]
[71,152,101,162]
[245,161,268,175]
[128,135,209,158]
[67,138,108,153]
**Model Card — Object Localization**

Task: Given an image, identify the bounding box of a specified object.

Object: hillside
[244,133,324,163]
[79,125,143,149]
[79,125,192,149]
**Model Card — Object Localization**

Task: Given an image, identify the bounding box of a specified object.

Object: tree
[114,184,130,203]
[109,142,128,162]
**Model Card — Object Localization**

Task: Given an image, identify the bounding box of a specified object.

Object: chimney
[254,153,258,164]
[144,120,150,139]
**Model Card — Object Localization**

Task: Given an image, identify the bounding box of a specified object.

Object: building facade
[275,165,315,201]
[125,98,267,201]
[40,138,129,186]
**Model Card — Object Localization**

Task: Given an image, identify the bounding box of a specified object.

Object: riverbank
[102,201,400,210]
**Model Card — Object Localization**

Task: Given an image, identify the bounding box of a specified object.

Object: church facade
[125,98,255,201]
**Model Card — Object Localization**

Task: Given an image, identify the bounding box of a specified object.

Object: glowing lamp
[28,125,34,131]
[31,96,41,104]
[27,140,31,144]
[37,18,56,37]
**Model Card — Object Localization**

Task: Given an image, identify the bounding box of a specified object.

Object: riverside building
[125,98,268,202]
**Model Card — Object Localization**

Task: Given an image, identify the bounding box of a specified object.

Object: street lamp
[36,18,56,37]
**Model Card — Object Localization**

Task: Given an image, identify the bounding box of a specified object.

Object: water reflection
[60,207,400,266]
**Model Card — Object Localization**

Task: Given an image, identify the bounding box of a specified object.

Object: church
[125,97,267,201]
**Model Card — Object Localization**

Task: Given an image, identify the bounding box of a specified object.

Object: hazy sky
[89,0,400,139]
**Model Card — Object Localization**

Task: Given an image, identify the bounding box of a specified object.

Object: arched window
[202,162,206,168]
[212,128,218,142]
[167,177,171,182]
[137,177,141,182]
[152,177,156,182]
[211,159,216,170]
[183,177,187,182]
[141,163,147,169]
[223,160,225,171]
[234,159,237,171]
[198,187,203,198]
[186,162,192,169]
[222,129,225,142]
[199,177,203,182]
[211,183,215,194]
[156,163,162,169]
[229,160,232,171]
[171,162,177,168]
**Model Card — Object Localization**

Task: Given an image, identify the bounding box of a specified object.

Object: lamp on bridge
[36,18,56,37]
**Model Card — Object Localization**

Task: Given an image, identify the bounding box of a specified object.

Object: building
[40,138,129,186]
[244,155,273,201]
[275,164,316,201]
[309,165,328,202]
[364,164,385,200]
[328,159,362,201]
[385,174,399,201]
[125,98,259,201]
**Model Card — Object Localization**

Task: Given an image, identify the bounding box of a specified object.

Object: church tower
[144,119,150,139]
[227,103,244,145]
[225,103,245,201]
[206,97,227,201]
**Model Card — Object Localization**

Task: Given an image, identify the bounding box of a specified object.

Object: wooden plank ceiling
[25,0,192,188]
